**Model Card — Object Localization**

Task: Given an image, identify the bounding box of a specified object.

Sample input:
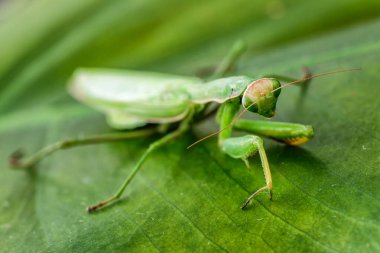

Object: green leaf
[0,1,379,252]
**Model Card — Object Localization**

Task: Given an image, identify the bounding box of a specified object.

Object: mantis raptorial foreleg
[216,98,272,209]
[221,135,272,208]
[10,128,159,169]
[87,108,194,212]
[234,119,314,146]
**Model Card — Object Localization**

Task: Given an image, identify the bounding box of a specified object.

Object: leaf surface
[0,1,379,252]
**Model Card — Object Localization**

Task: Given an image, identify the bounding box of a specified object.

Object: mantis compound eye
[242,78,281,118]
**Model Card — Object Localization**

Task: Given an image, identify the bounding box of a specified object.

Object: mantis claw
[87,196,118,213]
[87,206,98,213]
[9,150,26,169]
[241,200,251,210]
[241,185,271,210]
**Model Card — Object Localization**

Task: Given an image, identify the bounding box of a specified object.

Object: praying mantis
[9,42,356,213]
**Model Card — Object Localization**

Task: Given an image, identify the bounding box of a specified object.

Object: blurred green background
[0,1,379,252]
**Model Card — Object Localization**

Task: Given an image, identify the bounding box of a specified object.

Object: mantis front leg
[234,119,314,146]
[217,98,273,209]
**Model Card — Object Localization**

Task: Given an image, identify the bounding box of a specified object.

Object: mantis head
[242,78,281,118]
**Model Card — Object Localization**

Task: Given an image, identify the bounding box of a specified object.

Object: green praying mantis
[9,42,356,212]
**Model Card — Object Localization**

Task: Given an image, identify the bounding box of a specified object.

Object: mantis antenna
[187,68,360,149]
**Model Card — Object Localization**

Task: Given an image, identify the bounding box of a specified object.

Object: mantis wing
[68,68,253,129]
[68,68,202,129]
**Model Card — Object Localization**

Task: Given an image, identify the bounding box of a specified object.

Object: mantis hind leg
[234,119,314,146]
[9,127,159,169]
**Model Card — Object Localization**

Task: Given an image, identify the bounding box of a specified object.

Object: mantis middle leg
[198,41,247,118]
[210,40,247,79]
[87,109,194,212]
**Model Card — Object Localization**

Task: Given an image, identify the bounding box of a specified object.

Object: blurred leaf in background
[0,0,379,252]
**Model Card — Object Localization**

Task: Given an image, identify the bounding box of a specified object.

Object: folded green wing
[68,68,253,129]
[68,68,202,129]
